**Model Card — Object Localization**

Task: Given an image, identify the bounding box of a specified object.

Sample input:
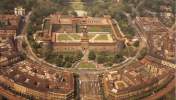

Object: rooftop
[48,14,111,25]
[1,60,74,94]
[103,57,173,94]
[0,38,75,95]
[135,17,168,33]
[0,15,20,30]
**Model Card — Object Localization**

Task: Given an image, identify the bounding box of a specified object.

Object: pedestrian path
[82,50,89,61]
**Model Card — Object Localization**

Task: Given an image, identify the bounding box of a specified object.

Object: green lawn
[70,34,81,40]
[95,34,108,40]
[88,34,96,39]
[78,61,96,68]
[88,26,112,32]
[57,34,72,41]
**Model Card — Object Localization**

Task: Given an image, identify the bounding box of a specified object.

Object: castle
[38,14,125,53]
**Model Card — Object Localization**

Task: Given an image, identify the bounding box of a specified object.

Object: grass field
[70,34,81,40]
[95,34,108,40]
[88,34,96,39]
[78,61,96,68]
[57,34,81,41]
[88,26,112,32]
[57,34,72,41]
[57,33,112,41]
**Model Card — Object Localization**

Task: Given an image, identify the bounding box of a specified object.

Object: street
[79,71,102,100]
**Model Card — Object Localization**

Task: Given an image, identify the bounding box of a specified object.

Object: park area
[89,33,113,42]
[94,34,109,40]
[87,26,112,33]
[56,33,114,42]
[78,61,96,68]
[56,33,81,42]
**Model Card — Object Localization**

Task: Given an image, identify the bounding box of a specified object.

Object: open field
[94,34,109,40]
[57,34,72,41]
[87,26,112,32]
[78,61,96,68]
[88,34,96,39]
[56,33,113,42]
[69,34,81,40]
[56,33,81,41]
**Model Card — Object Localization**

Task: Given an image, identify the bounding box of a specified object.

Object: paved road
[79,71,102,100]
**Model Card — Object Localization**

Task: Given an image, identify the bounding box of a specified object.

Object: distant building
[135,17,175,63]
[0,15,22,40]
[14,7,25,16]
[0,38,75,100]
[102,57,174,99]
[160,5,173,19]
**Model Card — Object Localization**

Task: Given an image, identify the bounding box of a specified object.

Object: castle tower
[81,25,89,51]
[81,26,89,42]
[14,7,25,16]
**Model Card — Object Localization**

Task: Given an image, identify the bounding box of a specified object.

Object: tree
[20,53,27,59]
[64,62,72,68]
[137,47,147,60]
[88,51,96,60]
[107,56,114,63]
[27,22,36,35]
[56,56,64,67]
[133,41,139,47]
[51,0,63,3]
[41,43,53,59]
[22,41,27,49]
[0,0,37,14]
[113,54,124,63]
[97,55,106,64]
[75,51,83,61]
[105,61,113,67]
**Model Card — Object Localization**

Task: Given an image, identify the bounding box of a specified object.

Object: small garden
[95,34,109,40]
[45,51,83,68]
[69,34,81,40]
[88,51,125,67]
[78,61,96,68]
[88,34,96,39]
[57,34,81,41]
[87,26,112,32]
[57,34,72,41]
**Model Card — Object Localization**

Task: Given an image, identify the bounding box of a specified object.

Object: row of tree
[0,0,36,14]
[88,51,125,66]
[85,0,136,38]
[45,51,83,68]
